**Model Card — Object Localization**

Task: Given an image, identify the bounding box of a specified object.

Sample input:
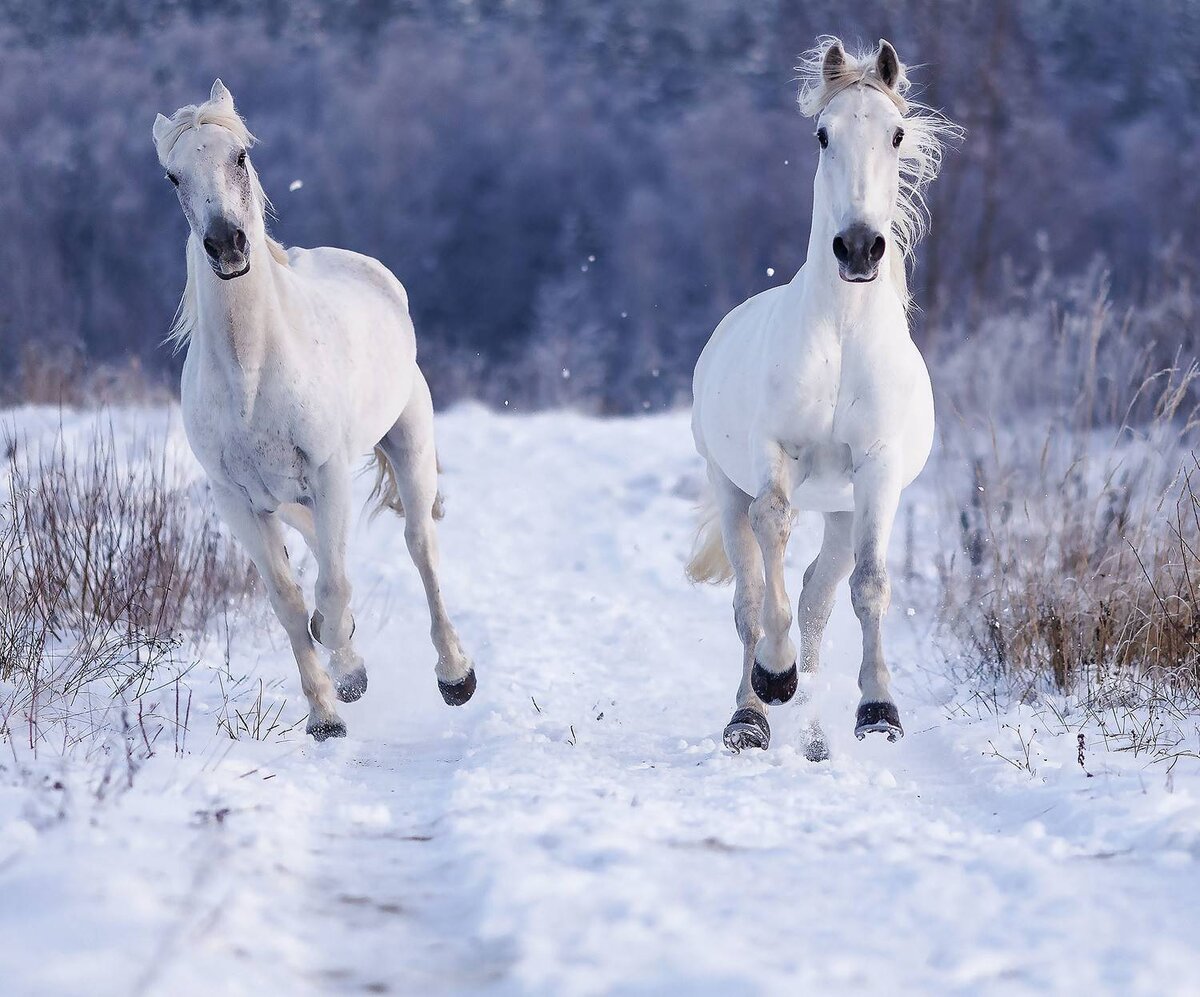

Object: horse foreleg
[795,511,854,760]
[850,452,904,741]
[709,468,769,752]
[306,458,372,706]
[748,452,798,707]
[379,373,475,706]
[211,486,345,740]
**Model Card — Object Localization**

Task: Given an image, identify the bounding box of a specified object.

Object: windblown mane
[796,36,961,311]
[156,95,290,352]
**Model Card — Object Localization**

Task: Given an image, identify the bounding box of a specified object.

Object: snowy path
[4,409,1200,995]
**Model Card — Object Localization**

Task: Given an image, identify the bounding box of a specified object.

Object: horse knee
[850,560,890,620]
[749,488,789,545]
[268,582,310,636]
[404,518,438,561]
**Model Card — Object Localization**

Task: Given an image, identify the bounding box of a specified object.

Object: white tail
[367,446,444,521]
[685,490,733,584]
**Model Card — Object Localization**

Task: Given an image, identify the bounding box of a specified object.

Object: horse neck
[188,230,286,396]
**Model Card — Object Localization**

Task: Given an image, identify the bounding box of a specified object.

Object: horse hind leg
[795,512,854,761]
[705,469,770,752]
[377,371,475,706]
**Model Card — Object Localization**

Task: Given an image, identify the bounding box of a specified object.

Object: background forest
[3,0,1198,410]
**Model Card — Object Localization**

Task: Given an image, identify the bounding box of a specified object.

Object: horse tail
[685,487,733,585]
[366,446,445,521]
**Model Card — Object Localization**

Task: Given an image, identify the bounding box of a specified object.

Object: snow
[2,405,1199,995]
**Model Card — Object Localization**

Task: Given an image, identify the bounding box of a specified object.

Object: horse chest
[766,346,842,438]
[182,376,324,510]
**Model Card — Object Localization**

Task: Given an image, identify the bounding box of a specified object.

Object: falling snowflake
[288,179,303,192]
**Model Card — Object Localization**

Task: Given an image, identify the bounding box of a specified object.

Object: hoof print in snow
[307,717,348,741]
[751,660,798,706]
[854,702,903,742]
[724,708,770,752]
[804,722,830,762]
[308,610,356,647]
[438,668,477,706]
[335,667,368,703]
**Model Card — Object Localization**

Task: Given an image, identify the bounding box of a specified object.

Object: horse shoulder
[694,285,789,396]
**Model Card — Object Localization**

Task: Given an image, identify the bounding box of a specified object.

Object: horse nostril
[869,235,886,263]
[203,237,219,261]
[234,229,247,254]
[832,236,849,263]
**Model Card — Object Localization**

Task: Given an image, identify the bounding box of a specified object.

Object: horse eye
[236,151,247,169]
[892,128,904,149]
[166,172,179,187]
[816,127,828,149]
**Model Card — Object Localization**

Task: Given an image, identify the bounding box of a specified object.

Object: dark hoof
[805,721,830,762]
[438,668,476,706]
[751,660,798,706]
[855,701,903,742]
[307,716,348,741]
[724,708,770,752]
[335,667,368,703]
[309,610,355,647]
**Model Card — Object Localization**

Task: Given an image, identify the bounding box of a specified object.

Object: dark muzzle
[202,216,250,279]
[832,223,886,282]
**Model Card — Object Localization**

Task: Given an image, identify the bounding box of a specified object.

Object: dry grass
[932,267,1200,750]
[0,419,258,755]
[6,342,173,408]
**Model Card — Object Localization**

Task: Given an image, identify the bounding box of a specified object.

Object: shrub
[0,418,258,753]
[932,267,1200,738]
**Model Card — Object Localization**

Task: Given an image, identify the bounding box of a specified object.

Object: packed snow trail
[3,408,1200,995]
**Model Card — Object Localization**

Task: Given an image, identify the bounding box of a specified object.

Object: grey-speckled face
[162,123,256,280]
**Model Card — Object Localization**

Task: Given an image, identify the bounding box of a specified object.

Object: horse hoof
[751,660,798,706]
[805,722,830,762]
[307,716,348,741]
[854,702,903,742]
[724,708,770,752]
[335,667,368,703]
[309,610,356,647]
[438,668,476,706]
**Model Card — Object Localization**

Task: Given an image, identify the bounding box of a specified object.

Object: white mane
[157,94,289,352]
[796,36,961,311]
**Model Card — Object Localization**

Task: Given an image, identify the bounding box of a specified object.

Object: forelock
[795,37,909,119]
[155,98,255,166]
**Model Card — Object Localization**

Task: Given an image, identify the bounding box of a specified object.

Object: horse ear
[822,40,847,84]
[876,39,902,89]
[152,113,173,161]
[153,113,172,144]
[210,78,235,108]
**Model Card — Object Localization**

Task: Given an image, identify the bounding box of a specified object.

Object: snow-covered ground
[2,406,1199,995]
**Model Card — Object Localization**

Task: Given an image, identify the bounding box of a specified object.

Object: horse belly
[785,439,855,512]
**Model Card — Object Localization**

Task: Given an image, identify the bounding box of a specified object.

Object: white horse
[153,81,476,740]
[688,38,957,756]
